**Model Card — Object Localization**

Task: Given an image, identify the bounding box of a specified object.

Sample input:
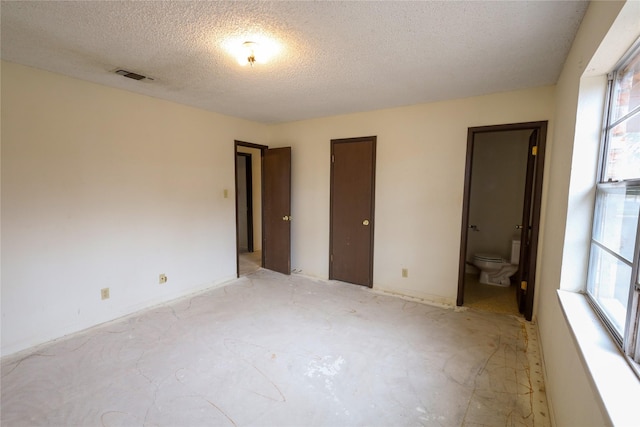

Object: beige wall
[2,64,554,355]
[269,87,554,304]
[1,62,269,355]
[536,1,639,426]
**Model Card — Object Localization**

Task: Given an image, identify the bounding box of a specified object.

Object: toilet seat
[474,253,504,263]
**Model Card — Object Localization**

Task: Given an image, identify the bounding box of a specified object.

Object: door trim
[456,121,547,321]
[234,140,267,278]
[329,136,377,287]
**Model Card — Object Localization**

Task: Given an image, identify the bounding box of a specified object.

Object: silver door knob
[362,219,370,226]
[282,215,290,221]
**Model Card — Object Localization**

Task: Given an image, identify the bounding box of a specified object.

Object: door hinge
[331,154,335,163]
[330,254,333,262]
[531,146,538,156]
[521,281,528,291]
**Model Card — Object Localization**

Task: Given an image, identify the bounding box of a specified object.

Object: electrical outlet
[402,268,408,278]
[101,288,110,300]
[159,274,167,284]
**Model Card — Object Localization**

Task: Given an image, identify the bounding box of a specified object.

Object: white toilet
[472,240,520,287]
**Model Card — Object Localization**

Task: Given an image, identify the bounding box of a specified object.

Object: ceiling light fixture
[243,41,258,67]
[222,35,282,67]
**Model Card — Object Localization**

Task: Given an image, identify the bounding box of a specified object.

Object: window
[587,40,640,372]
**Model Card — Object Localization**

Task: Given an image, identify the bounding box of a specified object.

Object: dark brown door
[521,127,546,320]
[329,137,376,287]
[517,130,537,313]
[262,147,291,275]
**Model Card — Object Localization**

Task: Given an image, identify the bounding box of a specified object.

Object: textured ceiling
[0,1,589,123]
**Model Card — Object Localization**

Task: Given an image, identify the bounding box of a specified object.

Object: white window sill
[557,290,640,427]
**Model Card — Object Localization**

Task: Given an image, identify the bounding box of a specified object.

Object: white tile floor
[1,270,550,426]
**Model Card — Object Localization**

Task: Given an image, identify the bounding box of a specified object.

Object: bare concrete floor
[1,270,550,426]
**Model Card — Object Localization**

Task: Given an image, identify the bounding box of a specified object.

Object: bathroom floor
[463,273,521,316]
[2,270,548,426]
[239,250,262,276]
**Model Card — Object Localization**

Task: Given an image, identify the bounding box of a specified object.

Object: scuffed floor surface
[1,270,550,426]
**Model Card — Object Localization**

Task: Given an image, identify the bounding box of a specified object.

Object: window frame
[586,39,640,374]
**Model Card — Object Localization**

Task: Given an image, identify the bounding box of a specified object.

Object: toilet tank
[511,239,521,264]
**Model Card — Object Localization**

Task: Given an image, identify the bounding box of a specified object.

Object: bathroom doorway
[457,122,547,320]
[235,141,265,276]
[235,141,293,277]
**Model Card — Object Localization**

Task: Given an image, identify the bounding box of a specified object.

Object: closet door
[329,136,376,287]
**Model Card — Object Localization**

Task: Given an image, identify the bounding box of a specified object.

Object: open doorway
[235,141,265,276]
[457,122,547,320]
[235,141,293,277]
[237,152,254,253]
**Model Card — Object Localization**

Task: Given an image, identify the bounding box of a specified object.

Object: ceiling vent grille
[114,69,148,81]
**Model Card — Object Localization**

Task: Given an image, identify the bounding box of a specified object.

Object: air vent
[115,69,147,81]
